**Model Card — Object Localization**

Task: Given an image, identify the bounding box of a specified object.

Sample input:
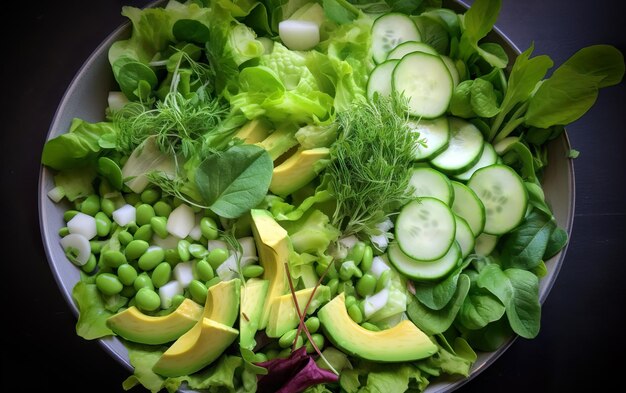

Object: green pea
[189,244,209,259]
[164,249,181,265]
[140,188,161,204]
[125,239,149,260]
[135,204,155,226]
[326,278,339,296]
[361,322,380,332]
[94,212,112,237]
[361,245,374,272]
[100,198,115,217]
[96,273,123,296]
[177,240,191,262]
[253,353,268,363]
[134,272,154,291]
[242,265,264,278]
[305,317,320,334]
[205,276,221,288]
[58,227,70,237]
[63,210,79,222]
[152,262,172,288]
[345,295,357,309]
[81,254,97,274]
[200,217,219,240]
[356,273,377,298]
[135,287,161,311]
[138,247,165,271]
[153,200,172,218]
[150,216,168,238]
[306,333,325,353]
[376,269,391,293]
[189,280,208,304]
[279,329,299,348]
[134,224,153,242]
[346,241,366,265]
[81,195,101,217]
[124,193,141,206]
[195,259,214,281]
[118,230,133,246]
[348,303,363,323]
[207,248,229,269]
[97,157,123,190]
[120,285,136,298]
[117,264,138,286]
[102,250,127,268]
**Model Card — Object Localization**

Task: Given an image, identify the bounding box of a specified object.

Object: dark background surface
[2,0,624,392]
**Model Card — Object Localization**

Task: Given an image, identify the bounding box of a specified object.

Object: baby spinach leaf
[412,15,450,55]
[413,260,470,310]
[460,316,514,352]
[543,227,568,260]
[558,44,625,88]
[476,42,508,69]
[469,78,500,117]
[499,209,555,270]
[458,0,502,64]
[458,285,505,330]
[195,144,273,219]
[449,80,474,118]
[172,19,211,43]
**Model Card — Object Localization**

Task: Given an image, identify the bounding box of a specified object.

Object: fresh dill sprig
[325,95,421,236]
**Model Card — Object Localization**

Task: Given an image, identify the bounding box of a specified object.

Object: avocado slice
[250,209,289,329]
[318,293,438,362]
[203,278,241,327]
[240,278,270,350]
[266,285,331,338]
[106,298,203,345]
[234,118,271,144]
[269,148,330,197]
[152,318,239,377]
[255,128,298,160]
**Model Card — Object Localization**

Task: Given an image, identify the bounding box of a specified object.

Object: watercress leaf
[458,286,506,330]
[114,58,159,100]
[502,44,553,113]
[470,78,500,117]
[413,260,470,310]
[412,15,450,55]
[476,42,508,69]
[195,144,273,219]
[449,80,475,118]
[543,226,568,260]
[499,209,555,270]
[421,8,461,39]
[559,44,625,88]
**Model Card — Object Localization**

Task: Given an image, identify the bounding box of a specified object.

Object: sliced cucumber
[395,197,456,261]
[440,55,460,87]
[366,59,399,101]
[388,241,461,281]
[430,117,484,175]
[454,142,498,181]
[387,41,438,60]
[409,117,450,161]
[450,181,485,236]
[407,167,453,205]
[454,215,475,259]
[467,165,528,235]
[474,232,499,257]
[371,13,421,64]
[392,52,453,119]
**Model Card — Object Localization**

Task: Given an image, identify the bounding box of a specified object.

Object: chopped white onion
[376,218,394,233]
[151,234,179,250]
[112,204,136,227]
[187,214,203,241]
[67,212,97,240]
[363,288,390,319]
[238,237,257,258]
[338,235,359,250]
[173,261,194,288]
[158,280,183,309]
[208,239,229,251]
[278,20,320,51]
[47,186,65,203]
[216,253,257,281]
[60,233,91,266]
[370,233,389,251]
[166,204,195,239]
[369,256,390,278]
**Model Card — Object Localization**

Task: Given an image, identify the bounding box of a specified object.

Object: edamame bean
[100,198,115,217]
[136,204,155,226]
[189,280,208,304]
[140,188,161,204]
[316,262,338,279]
[125,239,149,260]
[242,265,264,278]
[118,230,133,246]
[102,250,127,268]
[96,273,123,296]
[279,329,299,348]
[134,224,153,242]
[97,157,123,190]
[177,239,191,262]
[95,212,112,237]
[171,294,185,309]
[150,216,168,238]
[164,249,181,265]
[305,317,320,334]
[64,210,79,222]
[120,285,136,298]
[134,272,154,291]
[356,273,377,297]
[306,333,325,353]
[361,322,380,332]
[207,248,229,269]
[138,247,165,271]
[265,349,279,360]
[345,295,357,309]
[81,195,101,216]
[339,260,362,281]
[98,178,115,197]
[189,244,209,259]
[151,262,172,288]
[126,222,139,234]
[346,241,366,265]
[90,240,105,254]
[153,200,172,218]
[326,278,339,296]
[278,348,292,358]
[254,353,268,363]
[81,253,97,274]
[361,245,373,272]
[205,276,221,288]
[117,264,138,286]
[135,287,161,311]
[200,217,219,240]
[124,193,141,206]
[58,227,70,237]
[348,303,363,323]
[195,259,214,281]
[376,269,391,292]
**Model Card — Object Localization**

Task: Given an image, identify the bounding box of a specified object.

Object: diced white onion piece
[166,204,195,239]
[188,214,203,241]
[59,233,91,266]
[67,212,97,240]
[363,288,390,319]
[173,261,194,288]
[216,253,257,281]
[151,234,179,249]
[376,218,394,233]
[112,204,136,227]
[238,237,257,258]
[278,20,320,51]
[338,235,359,250]
[370,233,389,251]
[208,239,229,251]
[369,256,390,278]
[158,280,183,309]
[107,91,129,111]
[47,186,65,203]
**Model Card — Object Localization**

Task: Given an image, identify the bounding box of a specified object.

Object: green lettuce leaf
[71,277,114,340]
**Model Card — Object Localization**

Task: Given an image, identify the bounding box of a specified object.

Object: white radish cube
[173,261,194,288]
[238,237,257,258]
[167,204,195,239]
[67,212,97,240]
[363,288,390,319]
[188,214,203,241]
[151,234,179,250]
[278,20,320,51]
[370,233,389,251]
[112,204,136,227]
[208,239,229,252]
[369,256,390,278]
[158,280,183,309]
[59,233,91,265]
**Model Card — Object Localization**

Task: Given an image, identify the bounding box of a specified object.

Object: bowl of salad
[38,0,624,392]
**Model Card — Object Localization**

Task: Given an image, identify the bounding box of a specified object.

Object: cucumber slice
[366,60,399,101]
[441,55,460,87]
[474,232,499,257]
[450,181,486,236]
[392,52,453,119]
[467,165,529,235]
[387,41,438,60]
[430,117,484,175]
[372,13,421,64]
[388,241,461,281]
[454,142,498,181]
[408,167,453,205]
[409,117,450,161]
[395,198,456,261]
[454,215,475,258]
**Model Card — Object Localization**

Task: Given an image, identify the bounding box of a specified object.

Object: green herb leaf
[499,209,556,270]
